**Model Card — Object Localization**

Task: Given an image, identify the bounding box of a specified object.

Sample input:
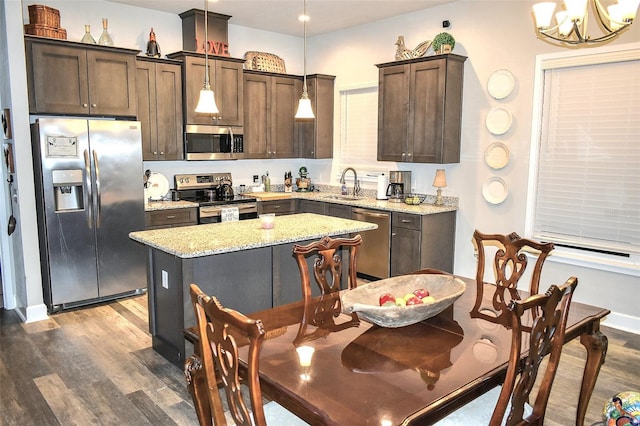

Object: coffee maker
[386,171,412,202]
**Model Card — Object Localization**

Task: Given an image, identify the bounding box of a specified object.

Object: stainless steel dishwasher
[352,208,391,279]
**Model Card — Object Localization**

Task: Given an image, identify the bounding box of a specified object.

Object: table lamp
[433,169,447,206]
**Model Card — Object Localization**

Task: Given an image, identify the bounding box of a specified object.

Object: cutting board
[249,192,293,200]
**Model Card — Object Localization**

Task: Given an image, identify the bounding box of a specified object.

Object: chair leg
[185,354,212,426]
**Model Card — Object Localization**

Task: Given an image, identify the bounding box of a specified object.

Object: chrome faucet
[340,167,361,197]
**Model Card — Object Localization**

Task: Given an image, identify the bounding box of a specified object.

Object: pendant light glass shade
[295,92,314,119]
[195,83,218,114]
[296,0,314,119]
[196,0,219,115]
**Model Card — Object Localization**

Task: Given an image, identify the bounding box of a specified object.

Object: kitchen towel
[221,207,239,222]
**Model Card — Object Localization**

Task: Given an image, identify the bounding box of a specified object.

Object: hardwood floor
[1,294,638,425]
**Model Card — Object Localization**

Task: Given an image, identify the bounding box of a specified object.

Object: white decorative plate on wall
[145,172,169,201]
[482,177,508,204]
[487,69,515,99]
[484,142,510,170]
[485,107,513,135]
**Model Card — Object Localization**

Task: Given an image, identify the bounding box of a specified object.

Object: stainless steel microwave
[184,125,244,160]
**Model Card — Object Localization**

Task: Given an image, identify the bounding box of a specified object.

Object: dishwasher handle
[352,208,390,219]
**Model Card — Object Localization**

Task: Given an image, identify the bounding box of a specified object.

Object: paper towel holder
[376,172,389,200]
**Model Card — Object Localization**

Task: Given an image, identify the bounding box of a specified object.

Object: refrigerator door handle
[84,149,93,228]
[93,149,102,228]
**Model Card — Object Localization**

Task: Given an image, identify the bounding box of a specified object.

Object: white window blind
[533,58,640,255]
[339,86,378,165]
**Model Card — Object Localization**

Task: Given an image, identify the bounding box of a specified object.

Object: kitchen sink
[322,195,364,201]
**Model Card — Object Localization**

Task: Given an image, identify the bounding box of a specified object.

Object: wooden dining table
[240,275,609,425]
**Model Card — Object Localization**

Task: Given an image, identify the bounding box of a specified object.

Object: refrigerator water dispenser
[52,169,84,211]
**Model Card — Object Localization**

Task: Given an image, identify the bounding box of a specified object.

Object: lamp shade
[608,4,625,30]
[195,85,219,114]
[619,0,640,21]
[433,169,447,188]
[556,11,574,36]
[564,0,588,21]
[533,2,557,29]
[295,94,315,119]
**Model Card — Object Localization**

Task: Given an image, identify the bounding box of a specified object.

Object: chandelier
[533,0,639,44]
[195,0,219,114]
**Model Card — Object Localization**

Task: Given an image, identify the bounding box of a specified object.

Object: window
[338,85,378,166]
[528,44,640,273]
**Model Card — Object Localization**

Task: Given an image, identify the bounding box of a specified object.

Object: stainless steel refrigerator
[32,118,146,312]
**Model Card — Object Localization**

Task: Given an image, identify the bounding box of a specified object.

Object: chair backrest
[188,284,268,426]
[491,276,578,426]
[471,230,554,324]
[292,234,362,301]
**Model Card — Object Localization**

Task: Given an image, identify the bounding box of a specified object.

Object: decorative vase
[439,44,452,54]
[98,18,113,46]
[80,24,96,44]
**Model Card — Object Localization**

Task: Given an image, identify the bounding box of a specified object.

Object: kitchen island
[129,213,377,365]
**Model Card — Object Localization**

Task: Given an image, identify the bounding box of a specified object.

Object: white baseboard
[601,312,640,335]
[24,303,49,323]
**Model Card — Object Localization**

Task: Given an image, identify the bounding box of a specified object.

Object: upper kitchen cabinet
[243,71,301,159]
[167,51,244,126]
[377,54,466,164]
[136,57,184,161]
[25,36,138,117]
[299,74,335,159]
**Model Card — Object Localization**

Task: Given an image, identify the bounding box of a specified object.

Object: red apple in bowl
[406,296,423,306]
[379,293,395,306]
[413,288,430,299]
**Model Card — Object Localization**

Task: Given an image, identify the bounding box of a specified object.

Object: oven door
[199,203,258,224]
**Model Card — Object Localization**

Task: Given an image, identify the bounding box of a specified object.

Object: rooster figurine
[395,36,432,60]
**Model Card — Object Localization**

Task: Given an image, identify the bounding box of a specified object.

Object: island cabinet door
[189,248,273,316]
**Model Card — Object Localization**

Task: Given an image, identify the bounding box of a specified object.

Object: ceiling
[106,0,457,37]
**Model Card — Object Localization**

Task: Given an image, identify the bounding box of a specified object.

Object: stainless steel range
[174,173,258,224]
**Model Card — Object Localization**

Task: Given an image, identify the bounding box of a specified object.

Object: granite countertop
[145,200,199,211]
[129,213,377,258]
[292,192,458,215]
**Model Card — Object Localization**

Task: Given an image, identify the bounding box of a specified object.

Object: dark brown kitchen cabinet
[25,36,138,116]
[136,58,183,161]
[167,51,244,126]
[299,74,335,159]
[377,54,466,164]
[390,211,456,276]
[258,199,296,216]
[243,71,301,159]
[145,208,197,230]
[297,199,351,219]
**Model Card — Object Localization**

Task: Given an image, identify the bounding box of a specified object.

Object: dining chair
[435,276,578,426]
[292,234,362,301]
[471,230,555,325]
[186,284,307,426]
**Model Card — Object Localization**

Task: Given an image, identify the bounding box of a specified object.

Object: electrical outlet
[161,270,169,289]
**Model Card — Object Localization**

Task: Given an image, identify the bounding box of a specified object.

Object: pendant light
[295,0,315,119]
[195,0,219,114]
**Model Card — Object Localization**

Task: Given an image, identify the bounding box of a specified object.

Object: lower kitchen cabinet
[258,199,297,216]
[297,199,351,219]
[391,211,456,276]
[136,58,183,160]
[297,199,326,215]
[145,208,197,230]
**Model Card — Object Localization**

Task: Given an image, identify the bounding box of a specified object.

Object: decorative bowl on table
[403,193,426,205]
[341,274,466,328]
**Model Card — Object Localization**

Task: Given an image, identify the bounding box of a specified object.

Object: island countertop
[129,213,377,258]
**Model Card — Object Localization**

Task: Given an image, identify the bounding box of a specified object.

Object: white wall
[2,0,639,331]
